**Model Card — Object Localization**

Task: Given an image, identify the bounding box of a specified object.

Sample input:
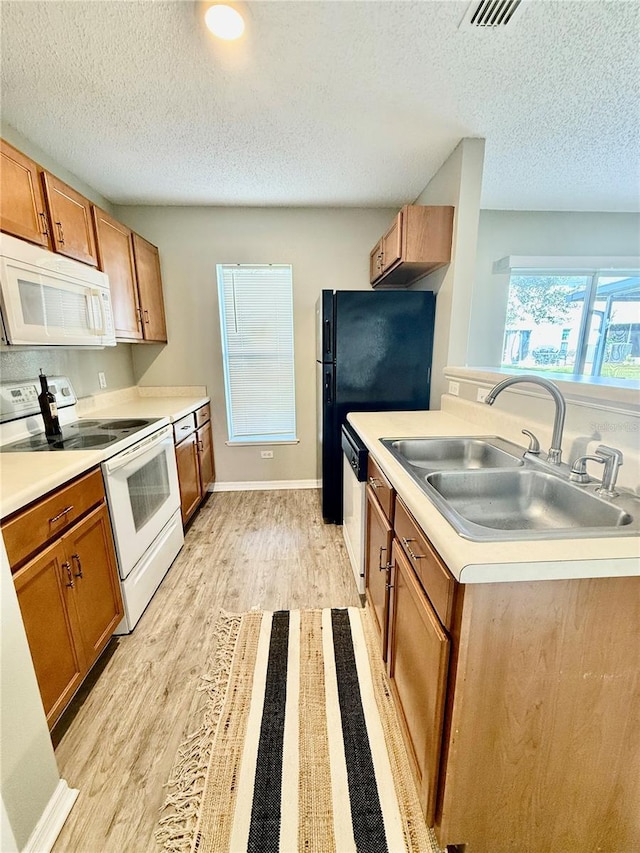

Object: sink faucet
[485,375,566,465]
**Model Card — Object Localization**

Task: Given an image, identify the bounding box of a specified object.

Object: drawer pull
[197,439,204,452]
[401,536,425,561]
[369,476,382,489]
[63,561,74,588]
[49,505,74,525]
[72,553,83,579]
[38,211,49,236]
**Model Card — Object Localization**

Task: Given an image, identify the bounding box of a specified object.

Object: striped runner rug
[157,607,442,853]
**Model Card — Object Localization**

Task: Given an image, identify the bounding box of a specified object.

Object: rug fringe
[155,611,243,853]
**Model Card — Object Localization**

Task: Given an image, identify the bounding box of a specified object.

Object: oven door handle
[102,425,173,473]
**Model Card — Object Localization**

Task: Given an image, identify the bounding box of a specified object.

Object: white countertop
[0,390,209,519]
[347,410,640,584]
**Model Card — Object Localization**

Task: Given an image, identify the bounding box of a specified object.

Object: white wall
[114,205,396,484]
[0,539,61,850]
[408,138,486,408]
[468,209,640,367]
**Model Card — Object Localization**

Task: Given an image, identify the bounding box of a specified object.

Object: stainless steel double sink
[380,436,639,542]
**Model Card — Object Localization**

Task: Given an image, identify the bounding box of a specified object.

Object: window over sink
[217,264,297,444]
[501,265,640,383]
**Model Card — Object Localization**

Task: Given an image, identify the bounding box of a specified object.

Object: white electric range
[0,376,184,633]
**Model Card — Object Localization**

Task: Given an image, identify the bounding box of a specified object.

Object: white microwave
[0,233,116,347]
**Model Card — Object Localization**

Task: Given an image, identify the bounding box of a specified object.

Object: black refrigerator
[316,289,436,524]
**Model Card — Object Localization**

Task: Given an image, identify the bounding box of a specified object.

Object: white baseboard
[24,779,78,853]
[211,479,320,493]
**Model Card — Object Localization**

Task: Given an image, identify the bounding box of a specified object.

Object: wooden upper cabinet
[41,171,98,266]
[132,233,167,342]
[370,205,454,289]
[381,211,403,273]
[369,238,383,283]
[0,139,50,247]
[92,206,142,340]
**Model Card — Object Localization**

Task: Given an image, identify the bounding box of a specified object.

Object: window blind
[217,264,297,443]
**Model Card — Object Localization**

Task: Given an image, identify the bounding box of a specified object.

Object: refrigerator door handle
[324,319,331,355]
[325,369,333,404]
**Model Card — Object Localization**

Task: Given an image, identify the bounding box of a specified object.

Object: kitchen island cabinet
[0,138,50,247]
[358,423,640,851]
[364,455,395,659]
[3,469,123,730]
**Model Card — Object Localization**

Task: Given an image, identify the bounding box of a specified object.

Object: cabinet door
[388,541,450,825]
[41,171,98,266]
[381,211,403,273]
[13,540,84,728]
[369,238,383,284]
[364,485,392,659]
[63,504,123,670]
[0,139,50,247]
[92,207,142,340]
[132,233,167,342]
[197,419,215,494]
[175,433,202,524]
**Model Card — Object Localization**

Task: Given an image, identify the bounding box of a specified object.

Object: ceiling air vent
[459,0,523,30]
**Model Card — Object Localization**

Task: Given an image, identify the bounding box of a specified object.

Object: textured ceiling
[1,1,638,211]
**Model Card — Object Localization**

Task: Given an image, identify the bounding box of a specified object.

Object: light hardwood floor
[53,490,360,853]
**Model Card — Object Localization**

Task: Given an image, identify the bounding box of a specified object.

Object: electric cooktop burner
[0,417,161,453]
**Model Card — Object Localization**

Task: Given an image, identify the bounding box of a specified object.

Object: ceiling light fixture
[204,3,245,40]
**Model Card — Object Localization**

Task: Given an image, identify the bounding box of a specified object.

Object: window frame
[496,256,640,388]
[216,263,298,446]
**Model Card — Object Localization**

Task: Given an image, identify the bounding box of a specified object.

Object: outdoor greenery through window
[502,271,640,381]
[217,264,297,443]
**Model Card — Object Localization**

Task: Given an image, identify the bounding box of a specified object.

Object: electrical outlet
[98,372,107,389]
[477,388,488,403]
[448,381,460,396]
[260,450,274,459]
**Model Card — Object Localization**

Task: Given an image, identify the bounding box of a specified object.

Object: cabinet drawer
[173,412,196,443]
[195,403,211,429]
[367,456,395,522]
[395,497,455,630]
[2,468,105,570]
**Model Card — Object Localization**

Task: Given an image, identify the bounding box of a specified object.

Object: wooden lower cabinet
[12,502,123,730]
[13,541,84,727]
[364,483,392,658]
[197,419,215,493]
[64,504,124,668]
[387,540,449,826]
[176,432,201,524]
[175,405,216,526]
